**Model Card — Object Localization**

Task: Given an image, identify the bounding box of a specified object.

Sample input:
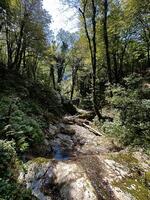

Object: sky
[43,0,79,35]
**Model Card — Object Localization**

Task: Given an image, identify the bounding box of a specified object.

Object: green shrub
[0,96,44,152]
[10,110,43,147]
[103,75,150,150]
[0,140,18,180]
[0,140,36,200]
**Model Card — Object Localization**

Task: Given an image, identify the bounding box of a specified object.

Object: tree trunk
[5,26,13,68]
[147,44,150,67]
[23,43,26,70]
[103,0,112,84]
[70,63,79,100]
[79,0,102,120]
[32,56,38,80]
[13,20,25,70]
[92,0,102,120]
[49,65,56,89]
[70,73,76,100]
[113,53,118,83]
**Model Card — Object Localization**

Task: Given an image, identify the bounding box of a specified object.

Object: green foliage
[10,109,43,150]
[0,140,18,180]
[0,140,36,200]
[103,75,150,150]
[0,95,44,152]
[124,74,143,89]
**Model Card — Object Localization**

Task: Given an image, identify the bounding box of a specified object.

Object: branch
[83,123,103,136]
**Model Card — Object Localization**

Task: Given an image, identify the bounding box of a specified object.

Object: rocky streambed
[19,116,150,200]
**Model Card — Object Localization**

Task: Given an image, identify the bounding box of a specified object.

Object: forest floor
[19,113,150,200]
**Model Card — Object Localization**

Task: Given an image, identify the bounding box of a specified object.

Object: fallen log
[83,123,103,136]
[76,113,95,121]
[62,116,102,136]
[74,118,90,126]
[63,116,90,126]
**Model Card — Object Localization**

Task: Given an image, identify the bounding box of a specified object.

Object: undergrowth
[102,74,150,153]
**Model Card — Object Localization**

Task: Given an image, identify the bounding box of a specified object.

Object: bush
[103,74,150,150]
[0,140,36,200]
[0,140,18,180]
[0,96,44,152]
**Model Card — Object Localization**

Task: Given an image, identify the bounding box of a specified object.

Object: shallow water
[53,144,71,161]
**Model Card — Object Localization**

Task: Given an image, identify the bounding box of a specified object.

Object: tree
[102,0,112,84]
[69,49,82,100]
[1,0,51,79]
[129,0,150,67]
[72,0,102,119]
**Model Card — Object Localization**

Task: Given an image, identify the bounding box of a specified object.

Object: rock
[57,134,73,145]
[58,123,66,129]
[79,139,86,146]
[61,96,77,115]
[60,126,76,136]
[112,187,135,200]
[22,159,54,199]
[57,133,71,140]
[44,139,50,146]
[20,117,150,200]
[22,158,99,200]
[53,162,97,200]
[105,159,129,178]
[49,124,57,136]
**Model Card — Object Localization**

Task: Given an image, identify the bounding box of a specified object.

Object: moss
[145,172,150,187]
[30,157,50,165]
[111,153,150,199]
[113,177,150,200]
[111,153,138,167]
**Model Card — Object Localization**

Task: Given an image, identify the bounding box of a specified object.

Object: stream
[52,144,71,161]
[19,118,150,200]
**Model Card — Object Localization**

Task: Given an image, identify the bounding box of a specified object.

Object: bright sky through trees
[43,0,79,35]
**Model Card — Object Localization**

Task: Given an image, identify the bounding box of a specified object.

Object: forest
[0,0,150,199]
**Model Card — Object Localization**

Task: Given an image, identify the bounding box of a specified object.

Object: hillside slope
[0,69,76,199]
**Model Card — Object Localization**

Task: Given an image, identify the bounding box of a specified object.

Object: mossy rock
[113,177,150,200]
[30,157,50,165]
[145,172,150,188]
[112,153,138,167]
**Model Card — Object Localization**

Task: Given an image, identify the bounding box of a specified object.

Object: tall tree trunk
[103,0,112,84]
[70,76,75,100]
[119,42,128,81]
[22,37,27,71]
[49,65,56,89]
[147,44,150,67]
[32,56,38,80]
[79,0,102,120]
[70,64,79,100]
[5,26,13,68]
[13,20,25,70]
[91,0,102,120]
[16,36,27,71]
[113,53,118,83]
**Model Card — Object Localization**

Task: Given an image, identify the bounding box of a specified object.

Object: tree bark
[70,70,76,100]
[5,24,13,68]
[91,0,102,120]
[113,53,118,83]
[70,60,80,100]
[49,65,56,89]
[79,0,102,120]
[103,0,112,84]
[147,44,150,67]
[13,19,25,70]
